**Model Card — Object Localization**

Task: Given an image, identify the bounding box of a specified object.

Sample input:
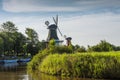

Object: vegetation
[28,51,120,79]
[1,21,120,79]
[27,40,74,73]
[74,40,120,53]
[0,21,45,57]
[27,49,49,73]
[87,40,120,52]
[27,38,120,79]
[74,45,86,52]
[48,39,73,54]
[0,21,120,56]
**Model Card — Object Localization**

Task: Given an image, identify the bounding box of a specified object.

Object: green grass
[27,49,49,73]
[28,51,120,79]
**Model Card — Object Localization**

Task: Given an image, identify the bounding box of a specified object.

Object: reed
[27,51,120,79]
[39,51,120,79]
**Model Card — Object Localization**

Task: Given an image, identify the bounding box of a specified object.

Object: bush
[27,49,49,73]
[47,39,73,54]
[76,46,86,52]
[38,52,120,79]
[54,46,73,54]
[87,40,114,52]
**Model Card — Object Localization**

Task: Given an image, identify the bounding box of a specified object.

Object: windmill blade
[53,15,58,26]
[53,15,63,37]
[57,27,63,36]
[53,17,57,25]
[56,15,58,26]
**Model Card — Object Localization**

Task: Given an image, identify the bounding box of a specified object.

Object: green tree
[77,46,86,52]
[25,28,39,44]
[12,32,26,55]
[25,28,39,56]
[74,44,80,51]
[0,21,18,55]
[99,40,113,51]
[1,21,18,33]
[0,32,13,55]
[87,40,113,52]
[0,37,4,55]
[0,21,27,56]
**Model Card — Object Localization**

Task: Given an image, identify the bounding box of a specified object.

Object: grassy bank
[27,49,49,73]
[28,51,120,79]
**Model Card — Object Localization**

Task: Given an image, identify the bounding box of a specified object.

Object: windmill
[53,15,72,46]
[45,15,63,45]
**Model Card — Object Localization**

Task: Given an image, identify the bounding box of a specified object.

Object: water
[0,62,31,80]
[0,63,103,80]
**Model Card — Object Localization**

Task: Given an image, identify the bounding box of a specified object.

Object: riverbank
[27,51,120,79]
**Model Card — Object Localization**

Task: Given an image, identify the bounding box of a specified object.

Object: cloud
[2,0,120,12]
[2,0,80,12]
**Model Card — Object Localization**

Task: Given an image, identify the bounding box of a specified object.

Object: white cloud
[2,0,80,12]
[2,0,120,12]
[76,0,120,7]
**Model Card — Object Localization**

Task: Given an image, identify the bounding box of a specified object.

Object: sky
[0,0,120,47]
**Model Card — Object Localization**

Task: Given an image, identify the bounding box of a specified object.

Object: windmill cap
[47,24,57,29]
[66,37,72,40]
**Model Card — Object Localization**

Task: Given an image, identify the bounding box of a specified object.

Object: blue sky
[0,0,120,46]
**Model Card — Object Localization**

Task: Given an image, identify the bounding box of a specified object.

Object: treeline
[74,40,120,52]
[0,21,45,57]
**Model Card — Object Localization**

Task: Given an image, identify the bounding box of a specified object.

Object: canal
[0,63,103,80]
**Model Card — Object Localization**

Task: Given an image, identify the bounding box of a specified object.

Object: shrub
[27,49,49,73]
[87,40,114,52]
[38,52,120,79]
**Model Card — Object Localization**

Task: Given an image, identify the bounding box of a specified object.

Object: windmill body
[47,24,59,41]
[45,16,63,46]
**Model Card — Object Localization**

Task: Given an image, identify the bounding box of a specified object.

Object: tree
[1,21,18,33]
[87,40,114,52]
[0,21,18,55]
[25,28,39,44]
[0,37,4,55]
[25,28,39,56]
[0,32,13,55]
[74,44,80,51]
[0,21,28,56]
[12,32,27,55]
[0,31,27,56]
[77,46,86,52]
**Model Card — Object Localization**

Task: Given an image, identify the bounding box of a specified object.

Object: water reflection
[29,71,93,80]
[0,62,18,71]
[0,62,31,80]
[0,63,105,80]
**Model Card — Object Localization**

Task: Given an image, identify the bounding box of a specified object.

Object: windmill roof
[47,24,57,29]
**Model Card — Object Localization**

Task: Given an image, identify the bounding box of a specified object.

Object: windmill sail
[58,27,63,36]
[53,15,58,26]
[53,15,63,37]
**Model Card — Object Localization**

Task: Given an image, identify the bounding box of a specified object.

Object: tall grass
[38,51,120,79]
[27,49,49,73]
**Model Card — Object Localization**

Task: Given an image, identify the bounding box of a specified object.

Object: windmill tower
[45,15,63,45]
